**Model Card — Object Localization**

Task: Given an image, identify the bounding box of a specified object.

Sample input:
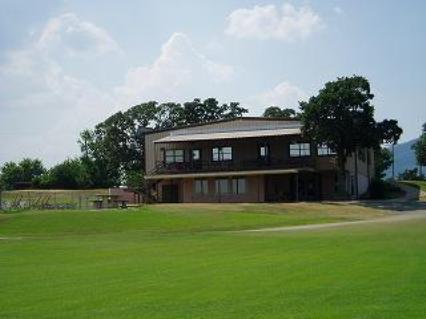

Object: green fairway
[1,204,425,318]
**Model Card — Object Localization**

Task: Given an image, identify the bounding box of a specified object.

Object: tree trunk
[354,147,359,199]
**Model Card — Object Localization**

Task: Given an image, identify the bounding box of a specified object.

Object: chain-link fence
[0,190,108,211]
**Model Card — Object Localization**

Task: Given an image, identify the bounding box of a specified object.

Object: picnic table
[91,194,128,209]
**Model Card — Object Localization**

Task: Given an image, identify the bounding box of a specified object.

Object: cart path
[242,210,426,233]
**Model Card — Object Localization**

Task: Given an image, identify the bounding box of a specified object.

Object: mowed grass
[0,203,386,236]
[1,204,425,318]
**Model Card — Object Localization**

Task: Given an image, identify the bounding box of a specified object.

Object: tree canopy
[0,158,45,190]
[263,106,300,119]
[300,76,402,171]
[78,98,248,187]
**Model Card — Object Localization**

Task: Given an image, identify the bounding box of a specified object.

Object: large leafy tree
[301,76,378,170]
[79,98,248,187]
[300,75,401,197]
[377,119,403,178]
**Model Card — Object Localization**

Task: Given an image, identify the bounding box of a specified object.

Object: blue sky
[0,0,425,166]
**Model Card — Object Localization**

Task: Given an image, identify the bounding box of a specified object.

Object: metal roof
[144,117,300,135]
[153,127,301,143]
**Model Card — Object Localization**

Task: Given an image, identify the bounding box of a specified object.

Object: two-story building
[144,117,374,203]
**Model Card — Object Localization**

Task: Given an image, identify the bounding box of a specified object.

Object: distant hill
[386,138,420,178]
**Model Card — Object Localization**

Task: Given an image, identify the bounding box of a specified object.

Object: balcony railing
[151,157,316,175]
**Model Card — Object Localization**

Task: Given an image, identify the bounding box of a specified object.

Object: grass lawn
[1,203,425,318]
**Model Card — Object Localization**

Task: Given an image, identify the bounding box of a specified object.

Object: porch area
[149,170,337,203]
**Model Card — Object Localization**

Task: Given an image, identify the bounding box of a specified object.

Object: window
[259,144,269,159]
[232,178,246,194]
[212,147,233,161]
[215,179,230,194]
[192,149,201,161]
[289,143,311,157]
[317,144,336,156]
[165,149,184,163]
[194,179,208,195]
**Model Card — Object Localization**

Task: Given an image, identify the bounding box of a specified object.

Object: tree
[412,129,426,176]
[377,119,403,179]
[263,106,299,118]
[398,168,423,181]
[79,98,247,187]
[374,148,393,179]
[0,158,45,190]
[40,159,90,189]
[300,76,382,198]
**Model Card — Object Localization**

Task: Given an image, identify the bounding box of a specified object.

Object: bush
[368,178,404,199]
[398,168,425,181]
[369,179,386,199]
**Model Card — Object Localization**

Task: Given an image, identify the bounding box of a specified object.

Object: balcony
[151,157,316,175]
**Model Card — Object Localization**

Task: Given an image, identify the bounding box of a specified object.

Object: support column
[294,173,299,201]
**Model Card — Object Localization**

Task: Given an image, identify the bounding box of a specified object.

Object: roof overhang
[144,167,314,180]
[153,128,301,143]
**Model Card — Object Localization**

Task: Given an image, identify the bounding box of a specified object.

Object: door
[162,184,179,203]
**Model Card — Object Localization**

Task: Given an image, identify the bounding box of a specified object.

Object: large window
[232,178,246,194]
[317,144,336,156]
[212,147,232,161]
[215,178,230,194]
[289,143,311,157]
[194,179,208,195]
[165,149,184,163]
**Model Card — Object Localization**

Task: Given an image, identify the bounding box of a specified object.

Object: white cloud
[0,13,119,165]
[225,2,323,41]
[115,32,234,105]
[248,81,308,114]
[37,13,121,56]
[0,16,236,165]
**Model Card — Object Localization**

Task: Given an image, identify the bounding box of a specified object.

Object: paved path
[244,183,426,233]
[242,211,426,233]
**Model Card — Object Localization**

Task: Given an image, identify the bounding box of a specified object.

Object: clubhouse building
[144,117,374,203]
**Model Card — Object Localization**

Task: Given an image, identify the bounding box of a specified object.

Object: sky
[0,0,425,166]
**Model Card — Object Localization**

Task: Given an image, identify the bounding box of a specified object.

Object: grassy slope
[1,204,425,318]
[400,180,426,200]
[401,180,426,191]
[0,203,386,236]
